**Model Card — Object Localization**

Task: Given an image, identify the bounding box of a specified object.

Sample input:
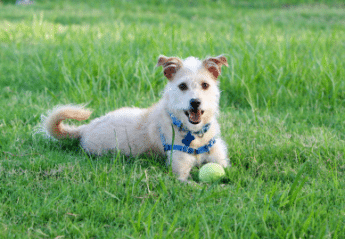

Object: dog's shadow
[40,138,167,169]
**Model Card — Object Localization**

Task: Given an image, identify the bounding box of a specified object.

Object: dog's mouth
[184,109,204,125]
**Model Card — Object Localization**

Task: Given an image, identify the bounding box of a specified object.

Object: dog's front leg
[167,151,195,183]
[204,139,231,168]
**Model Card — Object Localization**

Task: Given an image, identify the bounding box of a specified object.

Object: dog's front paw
[178,178,201,188]
[178,178,193,184]
[177,175,193,183]
[219,159,231,168]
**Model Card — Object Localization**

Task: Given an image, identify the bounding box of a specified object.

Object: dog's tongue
[189,110,202,123]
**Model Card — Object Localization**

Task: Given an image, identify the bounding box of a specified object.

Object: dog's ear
[203,55,228,79]
[156,55,183,80]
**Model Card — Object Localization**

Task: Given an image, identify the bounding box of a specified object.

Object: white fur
[39,55,230,182]
[183,57,202,73]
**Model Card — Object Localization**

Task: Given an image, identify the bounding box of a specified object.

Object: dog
[40,55,230,182]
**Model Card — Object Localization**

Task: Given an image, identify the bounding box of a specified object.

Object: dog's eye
[178,83,188,91]
[201,82,209,90]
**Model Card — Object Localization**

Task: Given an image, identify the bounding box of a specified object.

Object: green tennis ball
[199,163,225,182]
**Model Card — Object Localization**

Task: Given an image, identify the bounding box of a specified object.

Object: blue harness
[159,113,216,155]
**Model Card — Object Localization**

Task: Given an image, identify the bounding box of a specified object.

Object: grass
[1,0,345,237]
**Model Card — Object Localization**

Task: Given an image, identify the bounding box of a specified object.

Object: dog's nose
[190,98,201,109]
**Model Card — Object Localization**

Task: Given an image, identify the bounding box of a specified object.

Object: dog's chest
[195,154,205,167]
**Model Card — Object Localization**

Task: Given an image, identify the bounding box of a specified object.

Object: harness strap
[159,127,216,155]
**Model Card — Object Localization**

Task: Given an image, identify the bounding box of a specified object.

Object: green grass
[1,0,345,237]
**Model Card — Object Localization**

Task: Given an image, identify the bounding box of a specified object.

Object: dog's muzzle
[184,98,204,124]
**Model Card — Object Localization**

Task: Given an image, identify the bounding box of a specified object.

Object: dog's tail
[40,105,92,140]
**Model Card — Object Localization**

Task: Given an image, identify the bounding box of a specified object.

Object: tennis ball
[199,163,225,182]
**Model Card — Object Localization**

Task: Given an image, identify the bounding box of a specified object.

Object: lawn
[1,0,345,237]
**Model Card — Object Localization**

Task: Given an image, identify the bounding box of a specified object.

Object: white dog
[41,55,230,182]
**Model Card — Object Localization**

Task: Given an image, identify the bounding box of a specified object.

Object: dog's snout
[190,98,201,109]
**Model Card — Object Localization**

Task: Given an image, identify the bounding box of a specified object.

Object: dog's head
[157,55,228,131]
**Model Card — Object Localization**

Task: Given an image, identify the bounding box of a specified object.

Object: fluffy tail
[41,105,92,140]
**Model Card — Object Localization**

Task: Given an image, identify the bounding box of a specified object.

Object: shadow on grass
[37,136,168,168]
